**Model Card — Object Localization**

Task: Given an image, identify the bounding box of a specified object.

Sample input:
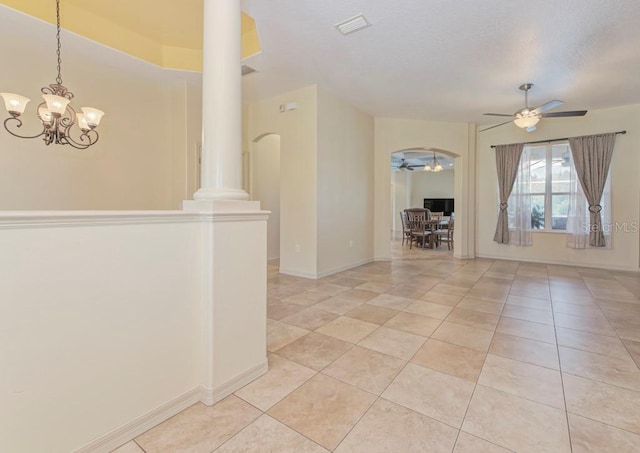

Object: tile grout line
[132,439,147,453]
[592,296,640,372]
[450,262,516,452]
[550,266,578,453]
[334,260,474,451]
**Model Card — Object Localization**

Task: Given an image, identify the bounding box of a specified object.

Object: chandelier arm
[62,128,100,150]
[3,117,46,140]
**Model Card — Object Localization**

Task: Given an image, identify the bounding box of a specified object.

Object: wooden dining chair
[430,211,444,222]
[406,214,431,249]
[434,218,454,249]
[399,211,412,245]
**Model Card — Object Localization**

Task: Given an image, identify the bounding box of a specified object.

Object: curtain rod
[490,130,627,148]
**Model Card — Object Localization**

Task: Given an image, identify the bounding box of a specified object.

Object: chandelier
[423,152,443,172]
[0,0,104,149]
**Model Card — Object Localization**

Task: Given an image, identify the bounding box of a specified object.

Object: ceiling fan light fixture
[514,114,540,129]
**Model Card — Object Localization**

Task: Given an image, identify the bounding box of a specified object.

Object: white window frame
[528,143,570,233]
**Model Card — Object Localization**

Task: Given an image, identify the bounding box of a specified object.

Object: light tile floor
[115,242,640,452]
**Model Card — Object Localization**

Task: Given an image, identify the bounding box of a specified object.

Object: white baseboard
[73,387,202,453]
[74,360,268,453]
[200,360,269,405]
[316,258,374,279]
[374,255,392,262]
[280,259,374,279]
[475,253,640,273]
[279,268,318,279]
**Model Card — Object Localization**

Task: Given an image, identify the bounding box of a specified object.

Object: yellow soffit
[0,0,261,72]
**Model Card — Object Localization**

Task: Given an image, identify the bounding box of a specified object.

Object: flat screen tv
[423,198,454,216]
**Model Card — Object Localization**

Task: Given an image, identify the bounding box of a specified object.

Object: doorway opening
[250,133,281,261]
[390,148,458,251]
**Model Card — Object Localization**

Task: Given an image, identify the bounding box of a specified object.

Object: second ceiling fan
[480,83,587,133]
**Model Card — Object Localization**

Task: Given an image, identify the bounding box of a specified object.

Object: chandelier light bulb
[76,113,89,131]
[81,107,104,128]
[42,94,70,116]
[38,105,53,124]
[0,93,30,116]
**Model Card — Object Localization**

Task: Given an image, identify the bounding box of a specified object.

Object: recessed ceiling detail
[334,14,370,35]
[0,0,261,72]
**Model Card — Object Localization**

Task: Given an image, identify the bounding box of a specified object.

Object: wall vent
[335,14,371,35]
[241,65,257,76]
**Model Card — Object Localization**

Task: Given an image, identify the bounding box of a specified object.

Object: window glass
[552,194,569,230]
[529,147,546,194]
[552,146,571,192]
[531,194,545,229]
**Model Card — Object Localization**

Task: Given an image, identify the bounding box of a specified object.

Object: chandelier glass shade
[423,152,443,172]
[0,0,104,149]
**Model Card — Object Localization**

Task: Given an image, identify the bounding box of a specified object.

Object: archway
[375,138,474,261]
[250,133,281,261]
[391,148,457,238]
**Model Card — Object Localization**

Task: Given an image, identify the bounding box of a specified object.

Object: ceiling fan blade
[483,113,514,117]
[531,99,563,115]
[407,167,415,171]
[479,120,513,132]
[542,110,588,118]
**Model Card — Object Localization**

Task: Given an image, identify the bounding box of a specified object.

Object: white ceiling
[242,0,640,124]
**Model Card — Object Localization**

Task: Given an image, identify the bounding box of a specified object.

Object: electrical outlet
[295,244,301,253]
[349,240,354,248]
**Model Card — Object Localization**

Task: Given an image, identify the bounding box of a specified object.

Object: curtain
[568,133,616,247]
[508,146,533,246]
[494,143,525,244]
[567,156,612,249]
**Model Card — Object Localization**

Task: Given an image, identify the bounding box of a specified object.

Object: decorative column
[194,0,248,201]
[184,0,268,406]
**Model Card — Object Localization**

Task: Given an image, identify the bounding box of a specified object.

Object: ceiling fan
[480,83,587,133]
[392,158,416,171]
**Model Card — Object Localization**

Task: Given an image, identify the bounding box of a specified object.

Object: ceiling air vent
[241,65,257,76]
[335,14,370,35]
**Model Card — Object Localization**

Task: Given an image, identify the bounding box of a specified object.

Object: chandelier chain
[55,0,62,85]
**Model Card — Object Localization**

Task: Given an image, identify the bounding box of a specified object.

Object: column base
[182,199,261,212]
[194,187,250,201]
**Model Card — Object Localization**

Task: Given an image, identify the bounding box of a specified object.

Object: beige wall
[392,170,411,231]
[251,134,281,260]
[316,86,374,276]
[0,7,199,210]
[476,104,640,271]
[247,85,374,277]
[410,170,455,208]
[375,118,476,260]
[247,85,318,276]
